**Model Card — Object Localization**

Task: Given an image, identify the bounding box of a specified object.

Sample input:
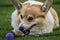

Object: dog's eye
[28,17,33,21]
[20,15,23,19]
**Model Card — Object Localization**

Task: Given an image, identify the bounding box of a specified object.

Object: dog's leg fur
[12,29,22,35]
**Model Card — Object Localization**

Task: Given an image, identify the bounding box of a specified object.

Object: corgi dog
[11,0,59,36]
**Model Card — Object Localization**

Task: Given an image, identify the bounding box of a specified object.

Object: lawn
[0,2,60,40]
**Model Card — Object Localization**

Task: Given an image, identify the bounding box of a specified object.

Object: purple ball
[5,32,14,39]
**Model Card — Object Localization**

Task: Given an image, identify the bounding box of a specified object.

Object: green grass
[0,4,60,40]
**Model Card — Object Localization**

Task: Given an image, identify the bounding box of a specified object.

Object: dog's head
[12,0,53,35]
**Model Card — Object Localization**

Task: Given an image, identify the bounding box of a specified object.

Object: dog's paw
[12,29,22,36]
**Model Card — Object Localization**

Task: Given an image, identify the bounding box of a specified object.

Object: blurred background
[0,0,60,5]
[0,0,60,40]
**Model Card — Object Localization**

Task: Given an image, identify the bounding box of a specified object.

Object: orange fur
[17,3,46,24]
[15,14,20,25]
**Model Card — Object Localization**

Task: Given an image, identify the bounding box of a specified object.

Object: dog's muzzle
[19,24,36,36]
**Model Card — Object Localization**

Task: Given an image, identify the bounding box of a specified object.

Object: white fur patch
[11,10,20,31]
[42,11,54,34]
[24,1,43,6]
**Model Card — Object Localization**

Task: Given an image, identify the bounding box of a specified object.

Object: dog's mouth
[22,24,36,36]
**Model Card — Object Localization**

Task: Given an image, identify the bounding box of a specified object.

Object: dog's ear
[12,0,22,9]
[42,0,53,13]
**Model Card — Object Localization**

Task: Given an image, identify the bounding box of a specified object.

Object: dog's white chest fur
[11,1,56,35]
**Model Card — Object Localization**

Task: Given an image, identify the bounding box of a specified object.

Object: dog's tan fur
[12,0,59,36]
[50,8,59,28]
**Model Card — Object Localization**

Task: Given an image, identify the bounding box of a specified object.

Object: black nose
[19,27,24,31]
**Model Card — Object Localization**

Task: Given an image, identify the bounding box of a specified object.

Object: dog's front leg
[12,29,22,36]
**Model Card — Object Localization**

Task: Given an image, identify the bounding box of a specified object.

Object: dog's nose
[19,26,24,31]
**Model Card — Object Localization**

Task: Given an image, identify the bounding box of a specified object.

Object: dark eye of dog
[28,17,33,21]
[20,15,23,19]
